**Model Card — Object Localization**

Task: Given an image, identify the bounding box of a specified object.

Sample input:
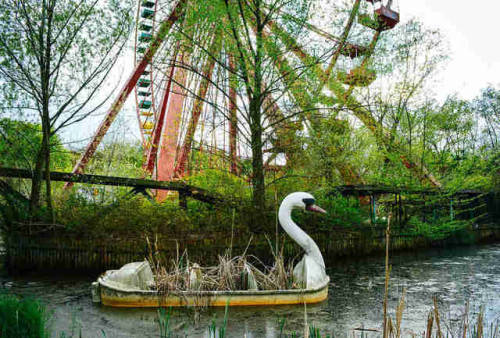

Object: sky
[400,0,500,101]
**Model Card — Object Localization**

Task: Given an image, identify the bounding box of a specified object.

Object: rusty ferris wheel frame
[66,0,405,193]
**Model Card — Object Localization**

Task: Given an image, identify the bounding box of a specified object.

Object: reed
[148,233,298,293]
[0,293,50,338]
[157,308,173,338]
[383,213,392,338]
[395,289,406,338]
[208,302,229,338]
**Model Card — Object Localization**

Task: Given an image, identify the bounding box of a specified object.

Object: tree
[352,19,449,185]
[173,0,314,215]
[0,0,133,220]
[475,86,500,150]
[0,118,71,171]
[0,118,72,202]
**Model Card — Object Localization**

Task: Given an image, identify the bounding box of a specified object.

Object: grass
[208,302,229,338]
[0,293,50,338]
[157,307,173,338]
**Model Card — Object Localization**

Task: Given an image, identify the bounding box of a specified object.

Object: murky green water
[1,243,500,337]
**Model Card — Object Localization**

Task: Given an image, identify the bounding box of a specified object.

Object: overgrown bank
[3,187,499,273]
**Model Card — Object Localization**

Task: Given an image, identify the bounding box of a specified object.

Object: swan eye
[302,198,315,206]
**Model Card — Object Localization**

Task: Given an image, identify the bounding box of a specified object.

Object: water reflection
[1,244,499,337]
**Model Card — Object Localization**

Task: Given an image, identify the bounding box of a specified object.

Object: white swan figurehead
[278,192,327,289]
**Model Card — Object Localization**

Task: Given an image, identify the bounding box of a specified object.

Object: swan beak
[306,204,327,214]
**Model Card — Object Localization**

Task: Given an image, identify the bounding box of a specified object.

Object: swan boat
[92,192,330,307]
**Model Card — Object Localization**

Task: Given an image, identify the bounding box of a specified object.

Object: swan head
[281,192,326,214]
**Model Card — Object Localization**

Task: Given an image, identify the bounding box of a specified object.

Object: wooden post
[394,193,398,225]
[369,195,374,225]
[398,193,402,225]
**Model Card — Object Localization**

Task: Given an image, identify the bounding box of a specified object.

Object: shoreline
[4,224,499,275]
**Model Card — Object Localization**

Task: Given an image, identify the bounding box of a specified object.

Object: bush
[289,190,363,231]
[53,191,251,237]
[407,216,471,240]
[0,293,50,338]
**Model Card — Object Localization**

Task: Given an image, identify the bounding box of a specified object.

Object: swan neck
[278,202,325,269]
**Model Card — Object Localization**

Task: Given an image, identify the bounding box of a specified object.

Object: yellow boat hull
[95,277,329,308]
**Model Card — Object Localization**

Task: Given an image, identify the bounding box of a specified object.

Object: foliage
[0,0,134,130]
[474,86,500,150]
[0,293,50,338]
[53,192,247,236]
[0,0,134,216]
[312,191,363,228]
[183,169,250,201]
[407,216,472,241]
[0,118,71,171]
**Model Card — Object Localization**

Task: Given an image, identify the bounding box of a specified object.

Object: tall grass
[157,307,173,338]
[377,213,499,338]
[208,302,229,338]
[0,293,50,338]
[147,233,296,293]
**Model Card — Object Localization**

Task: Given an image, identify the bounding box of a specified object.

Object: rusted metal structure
[67,0,404,194]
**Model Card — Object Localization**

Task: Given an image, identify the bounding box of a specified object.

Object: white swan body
[278,192,327,289]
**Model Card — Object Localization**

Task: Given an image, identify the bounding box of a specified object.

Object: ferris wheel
[68,0,399,190]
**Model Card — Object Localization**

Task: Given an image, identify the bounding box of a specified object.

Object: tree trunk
[28,137,46,220]
[250,98,265,212]
[43,122,54,223]
[42,0,54,223]
[250,3,266,217]
[228,54,239,175]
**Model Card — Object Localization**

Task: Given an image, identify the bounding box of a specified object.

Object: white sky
[400,0,500,100]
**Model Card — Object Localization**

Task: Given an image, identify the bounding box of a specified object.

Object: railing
[0,167,236,207]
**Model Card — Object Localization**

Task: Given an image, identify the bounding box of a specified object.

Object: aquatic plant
[0,293,50,338]
[157,307,173,338]
[208,302,229,338]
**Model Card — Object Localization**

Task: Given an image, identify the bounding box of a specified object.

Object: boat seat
[104,261,154,291]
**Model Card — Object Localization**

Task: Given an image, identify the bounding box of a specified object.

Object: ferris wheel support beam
[156,51,190,200]
[143,46,180,175]
[65,0,187,188]
[322,0,361,88]
[266,24,442,188]
[174,36,221,177]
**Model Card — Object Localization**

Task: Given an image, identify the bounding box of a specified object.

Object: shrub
[407,216,471,240]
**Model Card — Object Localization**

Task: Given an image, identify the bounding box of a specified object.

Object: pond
[1,243,500,337]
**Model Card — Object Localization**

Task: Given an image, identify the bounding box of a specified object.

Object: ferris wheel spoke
[144,46,180,175]
[155,50,190,190]
[67,0,187,183]
[175,34,221,177]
